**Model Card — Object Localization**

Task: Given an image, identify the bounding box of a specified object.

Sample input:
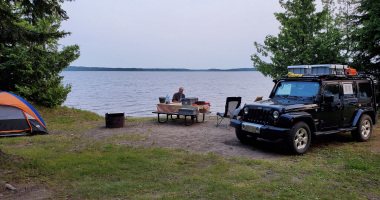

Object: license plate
[242,122,262,134]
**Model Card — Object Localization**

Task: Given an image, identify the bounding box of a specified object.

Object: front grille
[245,108,272,125]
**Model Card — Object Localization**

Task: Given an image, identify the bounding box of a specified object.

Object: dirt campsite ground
[87,115,380,158]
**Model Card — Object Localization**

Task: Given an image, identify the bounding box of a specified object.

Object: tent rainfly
[0,92,48,136]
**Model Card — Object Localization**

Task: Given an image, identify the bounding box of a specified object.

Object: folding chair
[216,97,241,126]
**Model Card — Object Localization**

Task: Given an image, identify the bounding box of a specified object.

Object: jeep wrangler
[230,73,378,154]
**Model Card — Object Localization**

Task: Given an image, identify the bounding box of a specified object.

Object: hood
[245,99,318,112]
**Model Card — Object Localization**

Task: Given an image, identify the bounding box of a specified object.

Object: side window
[358,82,372,98]
[324,84,340,100]
[342,82,357,99]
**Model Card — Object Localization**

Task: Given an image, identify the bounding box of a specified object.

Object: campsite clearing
[0,106,379,199]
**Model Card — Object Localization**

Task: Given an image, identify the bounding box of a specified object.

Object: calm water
[61,71,274,117]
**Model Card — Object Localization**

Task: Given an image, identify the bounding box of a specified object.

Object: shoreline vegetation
[0,106,379,199]
[63,66,258,71]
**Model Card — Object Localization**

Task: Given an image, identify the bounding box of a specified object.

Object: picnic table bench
[152,111,205,126]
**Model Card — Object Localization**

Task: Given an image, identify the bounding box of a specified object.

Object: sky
[59,1,288,69]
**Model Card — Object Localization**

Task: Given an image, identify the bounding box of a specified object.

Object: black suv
[230,74,378,154]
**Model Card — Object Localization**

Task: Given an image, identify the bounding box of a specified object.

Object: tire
[235,126,257,144]
[352,114,372,142]
[287,122,311,155]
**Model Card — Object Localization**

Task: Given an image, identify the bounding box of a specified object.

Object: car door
[319,82,342,130]
[341,81,358,127]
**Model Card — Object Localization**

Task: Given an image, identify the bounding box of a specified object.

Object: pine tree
[351,0,380,72]
[252,0,346,78]
[0,0,79,107]
[336,0,360,62]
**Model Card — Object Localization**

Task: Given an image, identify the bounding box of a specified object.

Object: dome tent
[0,92,48,136]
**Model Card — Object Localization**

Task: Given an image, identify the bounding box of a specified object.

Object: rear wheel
[236,126,257,144]
[287,122,311,155]
[352,114,372,142]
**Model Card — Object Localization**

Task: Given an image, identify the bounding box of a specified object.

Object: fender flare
[279,112,317,131]
[352,109,364,127]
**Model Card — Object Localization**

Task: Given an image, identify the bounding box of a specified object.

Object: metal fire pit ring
[105,113,125,128]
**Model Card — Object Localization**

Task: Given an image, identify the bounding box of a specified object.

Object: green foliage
[253,0,379,79]
[0,0,79,107]
[252,0,347,79]
[335,0,360,60]
[351,0,380,72]
[34,105,103,131]
[345,0,380,101]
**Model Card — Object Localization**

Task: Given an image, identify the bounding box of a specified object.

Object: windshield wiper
[275,95,289,99]
[287,96,301,100]
[288,96,313,101]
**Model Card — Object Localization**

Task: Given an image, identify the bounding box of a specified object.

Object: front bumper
[230,119,291,140]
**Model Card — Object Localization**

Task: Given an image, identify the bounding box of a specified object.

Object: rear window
[358,82,372,98]
[343,83,356,99]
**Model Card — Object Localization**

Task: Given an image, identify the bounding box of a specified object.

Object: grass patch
[2,141,378,199]
[0,106,379,199]
[36,105,103,131]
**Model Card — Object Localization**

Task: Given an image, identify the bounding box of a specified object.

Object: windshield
[274,81,320,99]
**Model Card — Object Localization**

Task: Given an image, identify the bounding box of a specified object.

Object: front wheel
[287,122,311,155]
[236,126,257,144]
[352,114,372,142]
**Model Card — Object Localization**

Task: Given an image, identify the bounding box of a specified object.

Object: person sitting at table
[172,87,185,103]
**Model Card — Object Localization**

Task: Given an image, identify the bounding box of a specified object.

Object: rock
[5,183,17,191]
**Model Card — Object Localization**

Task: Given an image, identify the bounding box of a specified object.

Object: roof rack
[282,73,377,83]
[284,64,378,85]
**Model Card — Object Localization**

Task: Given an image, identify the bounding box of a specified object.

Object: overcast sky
[59,1,296,69]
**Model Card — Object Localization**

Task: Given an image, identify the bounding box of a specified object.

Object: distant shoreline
[63,66,258,72]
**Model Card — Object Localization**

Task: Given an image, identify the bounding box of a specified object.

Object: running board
[314,127,357,136]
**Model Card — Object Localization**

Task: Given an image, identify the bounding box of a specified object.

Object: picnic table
[152,103,210,126]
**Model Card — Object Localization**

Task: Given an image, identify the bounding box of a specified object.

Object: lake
[61,71,274,117]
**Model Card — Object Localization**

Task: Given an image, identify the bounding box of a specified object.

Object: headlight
[273,110,280,119]
[243,107,249,115]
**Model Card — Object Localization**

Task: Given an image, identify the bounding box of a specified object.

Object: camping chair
[216,97,241,127]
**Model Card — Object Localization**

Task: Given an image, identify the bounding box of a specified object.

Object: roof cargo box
[287,65,310,75]
[310,64,348,75]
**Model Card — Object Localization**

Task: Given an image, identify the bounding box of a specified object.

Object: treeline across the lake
[63,66,258,71]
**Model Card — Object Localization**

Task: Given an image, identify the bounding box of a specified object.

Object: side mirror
[324,94,334,103]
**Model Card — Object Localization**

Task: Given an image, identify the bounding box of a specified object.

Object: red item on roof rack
[346,67,357,75]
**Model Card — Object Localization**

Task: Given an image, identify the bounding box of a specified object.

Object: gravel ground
[83,115,287,160]
[83,114,380,159]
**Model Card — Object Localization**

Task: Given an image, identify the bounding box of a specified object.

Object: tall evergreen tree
[0,0,79,107]
[252,0,346,79]
[336,0,360,62]
[351,0,380,72]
